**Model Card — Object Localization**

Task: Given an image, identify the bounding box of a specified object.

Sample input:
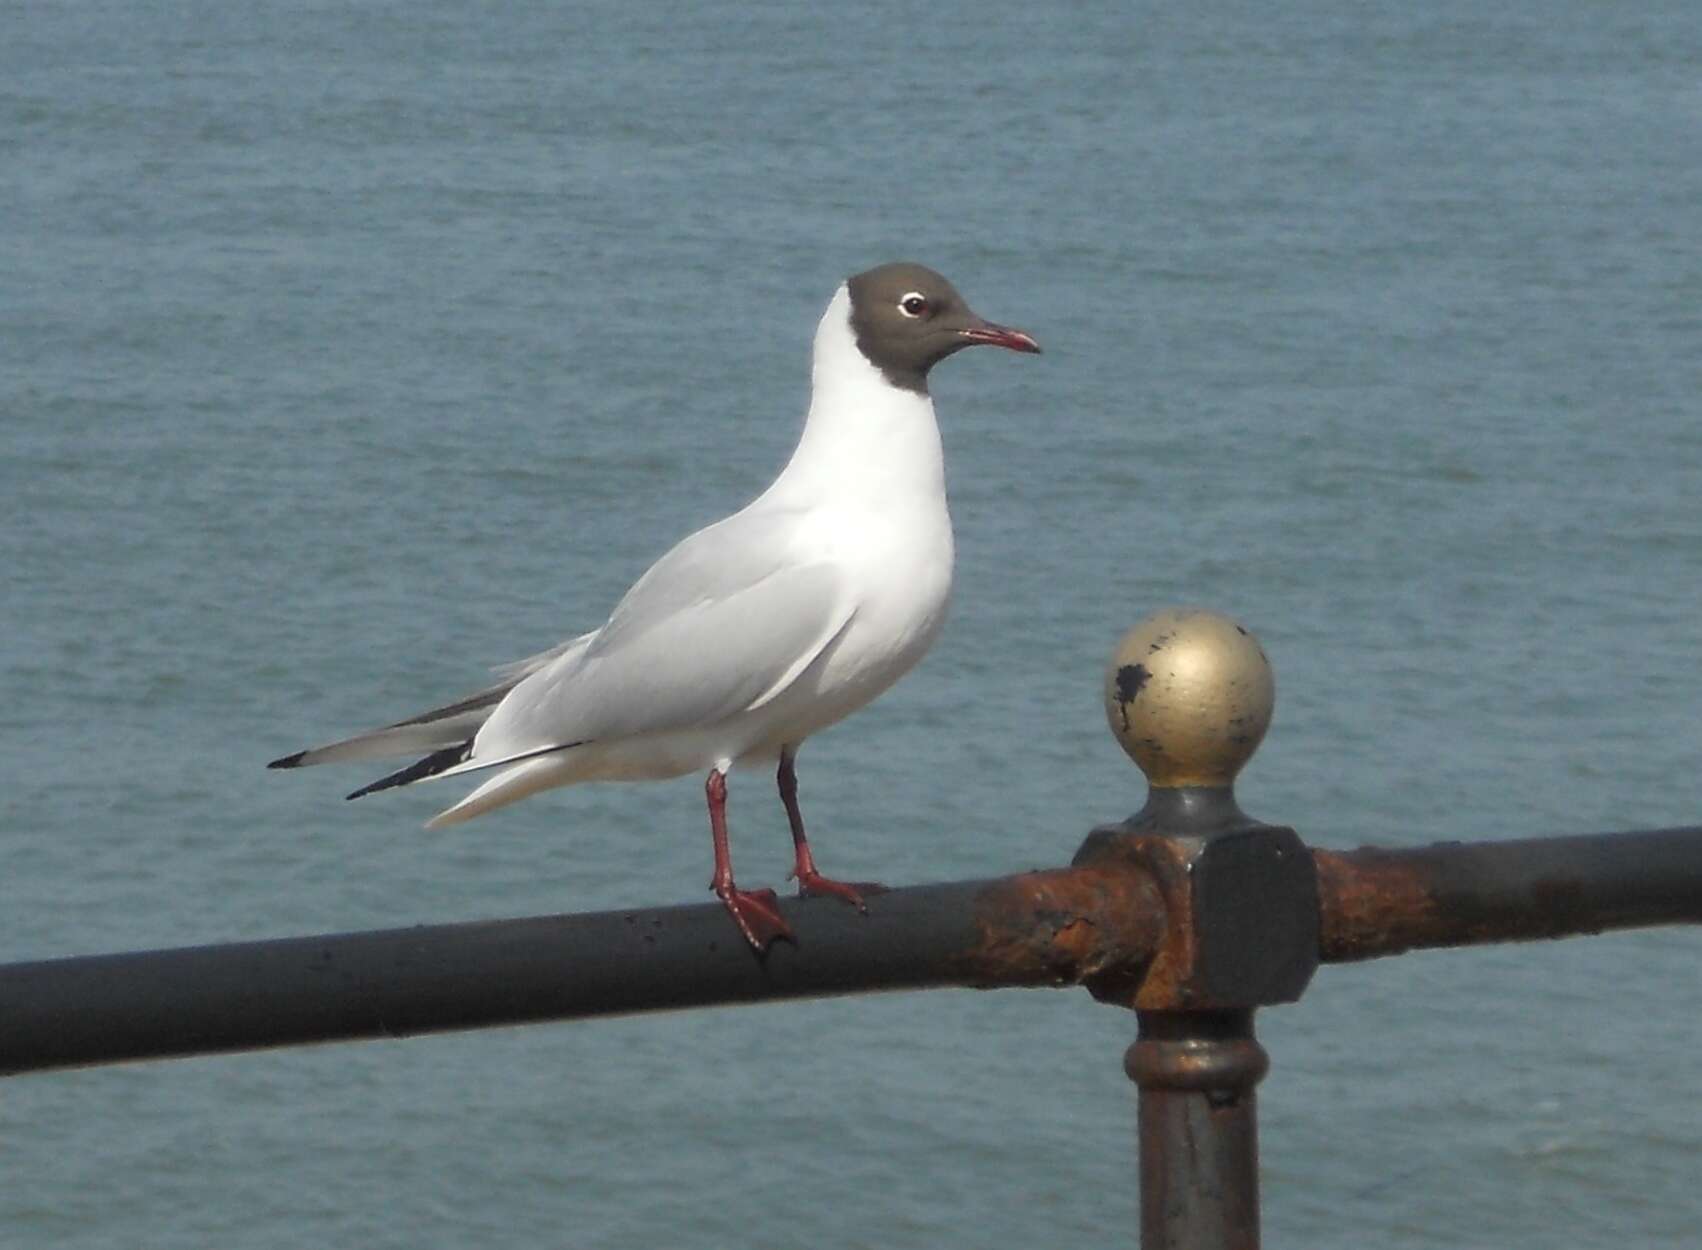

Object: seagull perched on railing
[269,262,1040,951]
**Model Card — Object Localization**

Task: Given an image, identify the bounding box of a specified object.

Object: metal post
[1093,609,1315,1250]
[1128,1009,1268,1250]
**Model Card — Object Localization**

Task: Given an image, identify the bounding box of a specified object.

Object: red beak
[960,320,1042,354]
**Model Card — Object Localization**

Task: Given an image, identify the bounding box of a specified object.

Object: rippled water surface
[4,3,1700,1246]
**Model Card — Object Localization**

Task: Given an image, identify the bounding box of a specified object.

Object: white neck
[762,285,946,511]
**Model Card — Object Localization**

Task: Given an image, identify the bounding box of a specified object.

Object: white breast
[734,284,958,753]
[752,492,954,752]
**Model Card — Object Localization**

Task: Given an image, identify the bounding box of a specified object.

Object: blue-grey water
[4,2,1700,1246]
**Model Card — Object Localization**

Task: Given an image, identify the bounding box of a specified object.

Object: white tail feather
[424,755,579,828]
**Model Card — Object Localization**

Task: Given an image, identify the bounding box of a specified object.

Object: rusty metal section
[1313,847,1442,962]
[961,864,1166,989]
[1083,832,1202,1009]
[1315,826,1702,963]
[1073,814,1319,1012]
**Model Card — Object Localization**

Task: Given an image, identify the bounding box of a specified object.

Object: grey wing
[267,632,595,769]
[491,631,597,682]
[588,507,818,658]
[463,510,853,765]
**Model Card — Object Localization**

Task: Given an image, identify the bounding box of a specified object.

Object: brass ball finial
[1104,608,1275,789]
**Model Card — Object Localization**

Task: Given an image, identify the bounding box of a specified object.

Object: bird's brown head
[845,262,1041,394]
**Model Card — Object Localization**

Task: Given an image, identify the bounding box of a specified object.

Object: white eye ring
[898,292,929,318]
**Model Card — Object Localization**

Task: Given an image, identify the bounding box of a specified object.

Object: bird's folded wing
[270,633,596,768]
[460,511,853,767]
[489,631,598,682]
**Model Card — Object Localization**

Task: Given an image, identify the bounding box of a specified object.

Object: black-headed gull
[270,262,1040,950]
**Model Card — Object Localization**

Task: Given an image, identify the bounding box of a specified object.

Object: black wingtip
[268,751,307,770]
[345,775,391,801]
[345,741,473,801]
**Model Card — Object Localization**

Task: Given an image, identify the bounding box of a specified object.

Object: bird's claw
[796,873,888,913]
[714,885,796,953]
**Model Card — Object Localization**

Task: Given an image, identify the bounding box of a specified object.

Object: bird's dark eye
[898,293,929,318]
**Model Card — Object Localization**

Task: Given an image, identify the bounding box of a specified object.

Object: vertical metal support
[1092,610,1308,1249]
[1127,1010,1268,1250]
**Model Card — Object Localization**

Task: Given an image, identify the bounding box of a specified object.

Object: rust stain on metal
[960,827,1702,988]
[960,864,1164,989]
[1313,847,1443,962]
[1314,830,1702,961]
[1115,836,1200,1010]
[1072,827,1202,1009]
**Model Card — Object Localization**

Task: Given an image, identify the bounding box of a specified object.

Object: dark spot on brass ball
[1112,663,1151,733]
[1115,663,1151,703]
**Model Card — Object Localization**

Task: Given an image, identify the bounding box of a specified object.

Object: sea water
[3,2,1700,1245]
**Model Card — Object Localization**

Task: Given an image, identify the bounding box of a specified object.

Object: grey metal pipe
[1314,825,1702,962]
[0,864,1162,1077]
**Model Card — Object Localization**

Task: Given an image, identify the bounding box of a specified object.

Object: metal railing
[4,607,1699,1250]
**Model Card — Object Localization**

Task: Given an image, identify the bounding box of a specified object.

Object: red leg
[706,768,793,952]
[777,749,887,911]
